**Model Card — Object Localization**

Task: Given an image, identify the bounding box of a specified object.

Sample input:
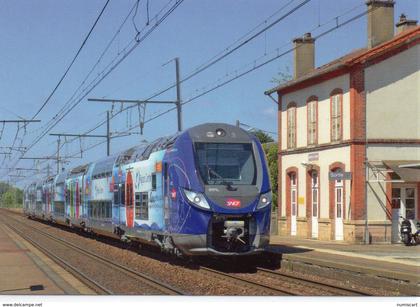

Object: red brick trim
[330,88,343,142]
[306,95,318,146]
[365,139,420,144]
[272,28,419,96]
[280,139,420,155]
[349,66,366,221]
[286,166,298,234]
[349,29,420,66]
[329,162,346,240]
[277,67,348,96]
[306,165,320,238]
[278,95,283,219]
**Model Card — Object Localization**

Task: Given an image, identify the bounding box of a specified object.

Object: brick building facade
[265,1,419,243]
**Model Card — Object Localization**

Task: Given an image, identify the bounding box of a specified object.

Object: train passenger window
[135,193,141,219]
[135,192,148,220]
[102,202,106,218]
[121,184,125,205]
[114,184,119,204]
[152,173,156,191]
[106,201,111,218]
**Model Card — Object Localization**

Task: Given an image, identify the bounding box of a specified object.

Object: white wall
[366,45,420,139]
[280,74,350,150]
[281,146,351,219]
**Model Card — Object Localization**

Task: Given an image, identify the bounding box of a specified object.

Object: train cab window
[152,173,157,191]
[195,143,256,185]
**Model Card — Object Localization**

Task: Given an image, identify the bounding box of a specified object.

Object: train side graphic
[24,123,272,256]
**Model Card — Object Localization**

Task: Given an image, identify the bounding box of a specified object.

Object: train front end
[165,123,272,256]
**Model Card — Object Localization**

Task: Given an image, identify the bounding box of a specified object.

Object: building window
[331,91,342,141]
[307,98,317,145]
[287,103,297,149]
[135,192,149,220]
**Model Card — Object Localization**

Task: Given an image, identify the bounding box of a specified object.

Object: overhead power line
[112,4,378,134]
[2,0,184,179]
[43,0,312,150]
[8,2,372,182]
[30,0,111,121]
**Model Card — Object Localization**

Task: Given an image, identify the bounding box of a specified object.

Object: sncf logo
[225,198,241,207]
[170,188,177,200]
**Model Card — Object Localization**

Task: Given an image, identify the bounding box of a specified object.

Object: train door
[70,181,75,218]
[334,179,344,240]
[290,173,297,236]
[162,162,171,228]
[311,171,319,239]
[76,181,80,218]
[46,186,50,215]
[126,170,134,228]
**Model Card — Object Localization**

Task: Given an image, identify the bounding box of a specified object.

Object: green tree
[271,66,292,84]
[1,190,15,207]
[0,181,23,208]
[252,130,274,144]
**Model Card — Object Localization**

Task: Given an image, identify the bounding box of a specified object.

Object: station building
[265,0,419,243]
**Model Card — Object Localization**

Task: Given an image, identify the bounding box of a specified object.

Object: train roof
[23,123,254,188]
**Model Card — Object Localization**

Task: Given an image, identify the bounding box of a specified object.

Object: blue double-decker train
[24,123,272,256]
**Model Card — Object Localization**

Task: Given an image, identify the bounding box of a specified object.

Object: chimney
[366,0,395,48]
[396,14,418,35]
[293,32,315,79]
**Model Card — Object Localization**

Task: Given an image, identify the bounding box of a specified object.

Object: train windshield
[195,143,256,185]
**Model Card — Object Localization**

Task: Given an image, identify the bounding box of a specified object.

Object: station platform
[0,223,94,295]
[268,236,420,295]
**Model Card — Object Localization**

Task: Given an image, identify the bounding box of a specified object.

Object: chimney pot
[293,33,315,79]
[396,13,418,35]
[366,0,395,48]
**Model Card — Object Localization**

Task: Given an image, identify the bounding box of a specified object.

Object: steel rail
[199,266,295,296]
[3,214,186,295]
[256,267,372,296]
[2,221,113,295]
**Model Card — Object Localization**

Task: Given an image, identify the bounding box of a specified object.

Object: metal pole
[364,84,369,244]
[236,120,240,127]
[106,111,110,156]
[56,137,60,174]
[175,57,182,132]
[364,160,369,244]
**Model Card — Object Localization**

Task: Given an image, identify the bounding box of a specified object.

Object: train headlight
[183,189,211,210]
[216,128,226,137]
[257,191,272,210]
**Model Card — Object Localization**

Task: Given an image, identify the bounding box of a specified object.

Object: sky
[0,0,418,186]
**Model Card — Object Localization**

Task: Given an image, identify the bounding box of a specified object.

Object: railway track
[0,210,373,296]
[199,266,296,295]
[200,265,371,296]
[256,267,372,296]
[1,214,186,295]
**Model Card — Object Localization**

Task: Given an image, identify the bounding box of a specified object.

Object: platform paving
[268,236,420,295]
[0,223,95,295]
